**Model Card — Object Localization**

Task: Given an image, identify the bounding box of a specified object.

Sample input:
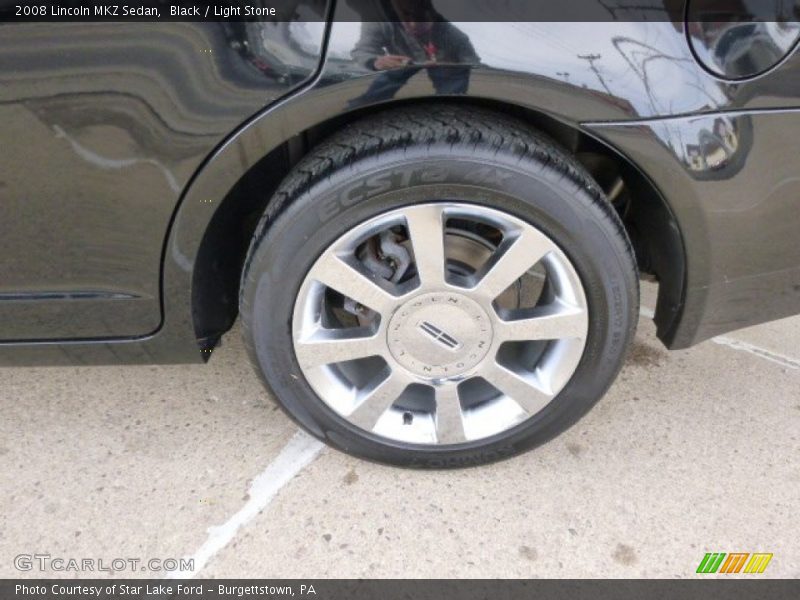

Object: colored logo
[696,552,773,574]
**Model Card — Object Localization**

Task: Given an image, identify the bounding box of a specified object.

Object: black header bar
[1,0,790,23]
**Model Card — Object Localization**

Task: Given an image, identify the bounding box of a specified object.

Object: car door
[0,7,329,340]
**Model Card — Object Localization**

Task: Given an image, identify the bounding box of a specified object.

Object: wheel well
[191,98,685,347]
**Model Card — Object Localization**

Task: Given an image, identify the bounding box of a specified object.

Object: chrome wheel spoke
[473,230,551,300]
[434,384,467,444]
[293,203,589,446]
[347,370,410,431]
[310,252,397,314]
[404,205,447,287]
[495,303,588,342]
[294,330,384,369]
[481,361,553,416]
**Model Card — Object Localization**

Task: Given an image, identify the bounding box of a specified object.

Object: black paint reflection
[0,18,327,340]
[687,0,800,79]
[650,113,753,180]
[348,0,478,107]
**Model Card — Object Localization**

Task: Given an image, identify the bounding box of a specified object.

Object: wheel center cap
[387,292,493,379]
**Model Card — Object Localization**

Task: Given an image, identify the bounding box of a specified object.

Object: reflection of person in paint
[350,0,479,105]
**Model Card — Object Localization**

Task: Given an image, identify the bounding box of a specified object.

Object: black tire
[240,104,638,468]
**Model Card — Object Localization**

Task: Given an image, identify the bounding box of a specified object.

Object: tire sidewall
[242,147,637,468]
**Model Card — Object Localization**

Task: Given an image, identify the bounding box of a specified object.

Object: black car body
[1,1,799,464]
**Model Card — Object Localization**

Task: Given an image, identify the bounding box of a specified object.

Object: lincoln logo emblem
[418,321,462,351]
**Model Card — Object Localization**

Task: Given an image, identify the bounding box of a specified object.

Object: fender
[167,18,706,361]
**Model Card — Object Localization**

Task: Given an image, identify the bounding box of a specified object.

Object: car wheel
[240,104,639,468]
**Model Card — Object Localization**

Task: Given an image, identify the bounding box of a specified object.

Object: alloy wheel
[292,203,589,446]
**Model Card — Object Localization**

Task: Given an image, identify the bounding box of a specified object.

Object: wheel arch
[167,91,686,355]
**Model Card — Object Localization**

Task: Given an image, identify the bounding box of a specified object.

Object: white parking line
[710,336,800,370]
[169,430,324,578]
[169,308,794,579]
[640,307,800,371]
